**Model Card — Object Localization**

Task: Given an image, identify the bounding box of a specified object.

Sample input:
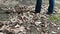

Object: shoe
[46,12,53,15]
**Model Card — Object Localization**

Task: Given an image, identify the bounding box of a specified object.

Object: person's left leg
[35,0,42,13]
[47,0,55,14]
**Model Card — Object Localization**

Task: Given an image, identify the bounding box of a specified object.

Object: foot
[46,12,53,15]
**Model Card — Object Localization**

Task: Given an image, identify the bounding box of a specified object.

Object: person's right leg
[47,0,55,15]
[35,0,42,13]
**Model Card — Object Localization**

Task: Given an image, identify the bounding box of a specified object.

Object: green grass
[48,14,60,24]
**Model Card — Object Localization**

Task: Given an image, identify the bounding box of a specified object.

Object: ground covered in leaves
[0,0,60,34]
[0,4,60,34]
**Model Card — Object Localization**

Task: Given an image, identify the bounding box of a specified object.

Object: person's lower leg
[47,0,55,14]
[35,0,42,13]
